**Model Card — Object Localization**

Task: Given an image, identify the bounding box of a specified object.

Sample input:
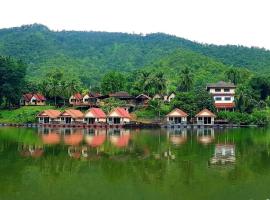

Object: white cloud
[1,0,270,49]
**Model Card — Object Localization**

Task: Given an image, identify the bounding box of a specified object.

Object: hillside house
[135,94,151,106]
[207,81,236,111]
[69,93,83,106]
[21,93,46,106]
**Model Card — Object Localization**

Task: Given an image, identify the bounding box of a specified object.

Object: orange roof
[23,93,46,101]
[85,108,106,118]
[215,103,235,108]
[195,109,216,117]
[61,109,84,118]
[166,108,188,117]
[108,107,131,118]
[72,93,83,100]
[37,110,61,118]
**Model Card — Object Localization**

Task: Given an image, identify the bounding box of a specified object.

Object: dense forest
[0,24,270,87]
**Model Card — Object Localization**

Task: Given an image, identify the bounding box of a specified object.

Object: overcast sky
[1,0,270,49]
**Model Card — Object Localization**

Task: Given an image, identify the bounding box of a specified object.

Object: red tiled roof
[72,93,83,100]
[61,109,84,118]
[108,107,131,118]
[86,108,106,118]
[195,109,216,117]
[23,93,46,102]
[215,103,235,108]
[37,110,61,118]
[207,81,236,89]
[166,108,188,117]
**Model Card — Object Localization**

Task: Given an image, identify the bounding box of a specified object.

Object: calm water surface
[0,127,270,200]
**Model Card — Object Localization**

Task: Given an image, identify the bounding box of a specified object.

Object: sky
[1,0,270,49]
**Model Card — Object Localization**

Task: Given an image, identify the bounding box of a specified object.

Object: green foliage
[177,67,194,92]
[101,72,126,94]
[0,56,27,107]
[217,111,269,126]
[100,97,125,114]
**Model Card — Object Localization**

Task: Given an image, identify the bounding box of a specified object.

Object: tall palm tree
[178,67,193,92]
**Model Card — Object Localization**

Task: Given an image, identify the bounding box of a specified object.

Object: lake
[0,127,270,200]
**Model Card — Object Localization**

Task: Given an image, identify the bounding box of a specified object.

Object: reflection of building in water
[20,145,44,158]
[167,128,187,146]
[38,127,61,145]
[62,128,84,146]
[210,144,236,165]
[108,129,131,148]
[68,146,82,159]
[197,128,215,145]
[84,129,106,148]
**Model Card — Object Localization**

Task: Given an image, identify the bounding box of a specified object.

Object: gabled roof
[60,109,84,118]
[166,108,188,117]
[88,92,101,98]
[23,93,46,101]
[108,107,131,118]
[195,109,216,117]
[37,110,61,118]
[85,108,106,118]
[71,93,83,100]
[207,81,236,89]
[136,94,151,100]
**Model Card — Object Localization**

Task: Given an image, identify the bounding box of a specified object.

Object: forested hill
[0,23,270,85]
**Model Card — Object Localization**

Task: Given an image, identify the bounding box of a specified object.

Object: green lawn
[0,106,57,124]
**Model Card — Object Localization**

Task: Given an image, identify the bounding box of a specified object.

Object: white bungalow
[84,108,106,124]
[37,110,61,124]
[195,109,216,125]
[166,108,188,124]
[59,109,84,124]
[107,107,131,125]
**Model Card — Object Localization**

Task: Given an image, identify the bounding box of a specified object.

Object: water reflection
[108,129,131,148]
[197,128,215,145]
[84,128,106,148]
[167,128,187,146]
[210,144,236,165]
[20,144,44,158]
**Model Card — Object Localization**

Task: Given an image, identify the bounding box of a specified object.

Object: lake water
[0,127,270,200]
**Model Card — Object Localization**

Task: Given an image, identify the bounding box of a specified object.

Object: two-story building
[207,81,236,111]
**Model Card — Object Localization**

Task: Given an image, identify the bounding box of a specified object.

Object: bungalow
[164,92,176,103]
[166,108,188,125]
[195,109,216,125]
[135,94,151,106]
[69,93,83,106]
[37,110,61,124]
[107,107,131,125]
[84,108,106,124]
[21,93,46,106]
[59,109,84,124]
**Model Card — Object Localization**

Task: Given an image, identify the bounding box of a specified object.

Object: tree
[101,72,126,94]
[249,75,270,100]
[0,56,27,108]
[225,68,241,85]
[177,67,193,92]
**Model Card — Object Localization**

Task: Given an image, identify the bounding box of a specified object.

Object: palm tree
[178,67,193,92]
[225,68,240,85]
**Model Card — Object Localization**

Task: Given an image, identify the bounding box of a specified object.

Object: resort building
[37,110,61,124]
[84,108,106,124]
[195,109,216,125]
[166,108,188,125]
[59,109,84,124]
[164,92,176,103]
[82,92,102,106]
[69,93,83,106]
[21,93,46,106]
[207,81,236,111]
[135,94,151,107]
[107,107,131,125]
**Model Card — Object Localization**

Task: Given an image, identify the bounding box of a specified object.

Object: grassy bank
[0,106,57,124]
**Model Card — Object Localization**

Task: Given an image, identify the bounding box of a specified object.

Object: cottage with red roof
[69,93,83,106]
[84,108,106,124]
[37,109,61,124]
[195,109,216,125]
[166,108,188,125]
[59,109,84,124]
[107,107,131,125]
[21,93,46,106]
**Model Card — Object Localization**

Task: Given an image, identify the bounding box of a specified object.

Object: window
[169,117,173,121]
[215,97,222,101]
[39,117,43,120]
[215,88,221,92]
[225,97,231,101]
[224,88,230,92]
[198,117,202,121]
